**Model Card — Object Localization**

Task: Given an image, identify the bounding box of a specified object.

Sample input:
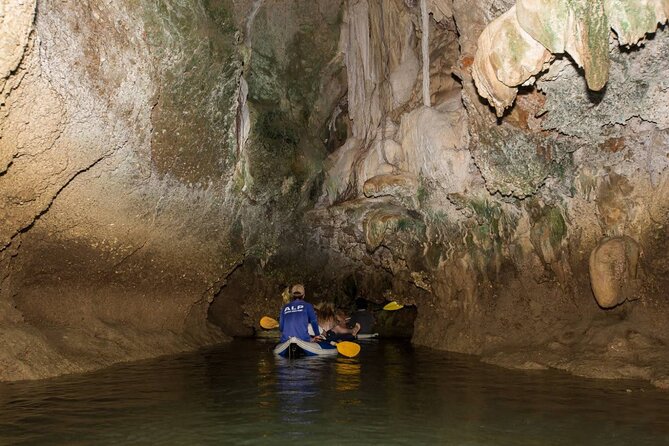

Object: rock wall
[0,0,243,381]
[310,0,669,388]
[0,0,345,381]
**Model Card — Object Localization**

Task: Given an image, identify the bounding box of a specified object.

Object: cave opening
[207,258,418,340]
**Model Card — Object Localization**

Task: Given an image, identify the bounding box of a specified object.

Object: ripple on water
[0,338,668,445]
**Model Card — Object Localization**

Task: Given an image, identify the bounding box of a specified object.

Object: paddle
[383,301,404,311]
[334,341,361,358]
[260,316,279,329]
[259,316,361,357]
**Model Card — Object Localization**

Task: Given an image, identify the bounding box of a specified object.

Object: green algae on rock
[474,0,669,115]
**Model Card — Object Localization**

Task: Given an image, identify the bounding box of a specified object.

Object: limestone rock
[428,0,452,22]
[470,117,573,198]
[0,0,36,81]
[538,27,669,140]
[473,0,669,115]
[321,138,362,205]
[342,0,381,140]
[596,172,635,234]
[356,128,404,191]
[396,106,471,193]
[516,0,610,91]
[472,6,551,116]
[605,0,669,45]
[388,14,420,108]
[343,0,415,139]
[589,236,640,308]
[363,206,423,252]
[0,0,349,382]
[323,103,471,204]
[529,205,567,265]
[364,208,405,251]
[363,173,419,199]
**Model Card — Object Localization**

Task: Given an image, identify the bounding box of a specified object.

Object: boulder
[589,236,640,308]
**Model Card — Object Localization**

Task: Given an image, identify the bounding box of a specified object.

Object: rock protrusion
[472,6,551,116]
[363,174,418,199]
[589,236,641,308]
[0,0,37,82]
[473,0,669,115]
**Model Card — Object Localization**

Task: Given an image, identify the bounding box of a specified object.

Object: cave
[1,0,669,443]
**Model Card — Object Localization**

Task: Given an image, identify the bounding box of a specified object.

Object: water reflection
[335,361,361,393]
[275,357,322,421]
[0,339,668,445]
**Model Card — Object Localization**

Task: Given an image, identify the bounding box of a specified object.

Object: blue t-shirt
[279,299,320,342]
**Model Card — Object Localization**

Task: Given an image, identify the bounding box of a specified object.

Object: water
[1,338,668,445]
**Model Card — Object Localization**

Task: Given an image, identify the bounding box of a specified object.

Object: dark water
[1,339,669,445]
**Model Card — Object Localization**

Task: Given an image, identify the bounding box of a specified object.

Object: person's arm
[347,313,358,330]
[332,323,360,335]
[279,306,285,332]
[307,304,320,338]
[332,325,352,334]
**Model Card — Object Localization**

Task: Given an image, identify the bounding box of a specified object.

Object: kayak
[273,337,339,358]
[356,333,379,340]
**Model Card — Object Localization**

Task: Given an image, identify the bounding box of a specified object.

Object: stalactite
[236,77,250,156]
[244,0,265,47]
[473,0,669,116]
[236,0,264,176]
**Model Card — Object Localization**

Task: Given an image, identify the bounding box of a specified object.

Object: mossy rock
[363,174,418,199]
[528,201,568,264]
[473,122,575,198]
[363,207,426,252]
[138,0,243,183]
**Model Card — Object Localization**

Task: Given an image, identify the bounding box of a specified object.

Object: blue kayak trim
[273,337,339,358]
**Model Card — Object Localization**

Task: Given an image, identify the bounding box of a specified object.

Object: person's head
[290,283,305,300]
[355,298,368,310]
[316,306,336,331]
[335,309,348,326]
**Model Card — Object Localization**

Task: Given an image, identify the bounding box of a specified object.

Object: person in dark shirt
[313,305,359,342]
[279,283,320,343]
[348,298,375,334]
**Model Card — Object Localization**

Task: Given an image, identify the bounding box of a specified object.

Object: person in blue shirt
[279,283,320,343]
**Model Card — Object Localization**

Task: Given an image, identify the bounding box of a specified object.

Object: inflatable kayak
[356,333,379,340]
[273,337,339,358]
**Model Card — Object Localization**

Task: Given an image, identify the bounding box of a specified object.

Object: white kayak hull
[273,337,339,357]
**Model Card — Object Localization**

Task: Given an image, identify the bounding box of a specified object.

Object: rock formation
[589,236,640,308]
[308,0,669,388]
[472,0,669,115]
[0,0,668,389]
[0,0,345,381]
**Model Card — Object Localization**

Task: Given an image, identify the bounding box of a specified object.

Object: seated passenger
[311,305,359,342]
[348,298,375,334]
[335,309,350,330]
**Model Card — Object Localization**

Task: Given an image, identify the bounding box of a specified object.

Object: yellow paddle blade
[260,316,279,330]
[336,341,361,358]
[383,301,404,311]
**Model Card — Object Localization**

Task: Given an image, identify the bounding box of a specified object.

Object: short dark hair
[355,298,368,310]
